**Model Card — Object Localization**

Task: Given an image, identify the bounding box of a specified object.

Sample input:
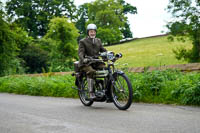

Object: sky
[1,0,171,38]
[74,0,171,38]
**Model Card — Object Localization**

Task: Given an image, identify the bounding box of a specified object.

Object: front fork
[110,70,124,93]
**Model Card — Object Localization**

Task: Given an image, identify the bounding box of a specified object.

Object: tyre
[78,77,93,106]
[111,73,133,110]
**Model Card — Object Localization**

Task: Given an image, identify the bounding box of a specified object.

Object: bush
[0,70,200,106]
[173,46,193,62]
[0,75,78,98]
[20,45,50,73]
[128,70,200,105]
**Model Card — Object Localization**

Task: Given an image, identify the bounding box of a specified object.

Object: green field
[106,35,192,68]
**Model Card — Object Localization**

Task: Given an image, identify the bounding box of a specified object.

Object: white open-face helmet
[87,24,97,35]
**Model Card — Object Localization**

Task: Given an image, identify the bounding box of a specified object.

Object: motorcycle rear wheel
[78,77,93,106]
[111,73,133,110]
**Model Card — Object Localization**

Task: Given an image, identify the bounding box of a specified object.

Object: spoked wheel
[111,73,133,110]
[78,77,93,106]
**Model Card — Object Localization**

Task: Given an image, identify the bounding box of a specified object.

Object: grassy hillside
[106,35,192,68]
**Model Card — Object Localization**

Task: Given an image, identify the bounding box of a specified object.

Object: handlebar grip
[116,53,122,58]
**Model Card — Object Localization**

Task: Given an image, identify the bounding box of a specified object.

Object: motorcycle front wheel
[78,77,93,106]
[111,73,133,110]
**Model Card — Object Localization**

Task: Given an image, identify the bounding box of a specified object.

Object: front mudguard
[112,70,124,80]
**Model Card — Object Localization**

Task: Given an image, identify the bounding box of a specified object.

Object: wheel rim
[112,75,130,107]
[79,79,91,104]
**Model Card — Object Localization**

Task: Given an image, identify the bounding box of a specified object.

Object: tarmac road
[0,93,200,133]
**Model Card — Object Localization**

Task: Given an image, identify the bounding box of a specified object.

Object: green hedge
[128,70,200,105]
[0,70,200,106]
[0,75,77,98]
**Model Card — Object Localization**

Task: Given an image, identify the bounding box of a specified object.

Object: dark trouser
[81,63,105,78]
[81,63,106,98]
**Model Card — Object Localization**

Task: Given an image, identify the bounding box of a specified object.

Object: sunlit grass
[106,36,192,67]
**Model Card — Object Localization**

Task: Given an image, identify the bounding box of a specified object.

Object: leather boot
[87,78,96,99]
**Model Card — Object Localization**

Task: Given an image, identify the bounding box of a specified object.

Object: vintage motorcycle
[72,52,133,110]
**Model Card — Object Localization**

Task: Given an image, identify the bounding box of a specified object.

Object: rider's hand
[83,58,89,63]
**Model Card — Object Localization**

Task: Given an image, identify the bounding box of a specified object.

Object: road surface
[0,93,200,133]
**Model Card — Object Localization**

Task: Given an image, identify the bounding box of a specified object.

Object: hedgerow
[0,70,200,106]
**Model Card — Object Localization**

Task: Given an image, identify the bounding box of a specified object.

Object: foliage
[75,0,137,41]
[20,44,49,73]
[0,7,31,76]
[0,2,3,15]
[97,27,122,44]
[1,70,200,106]
[119,0,137,38]
[172,46,193,61]
[10,23,33,50]
[9,23,33,74]
[0,6,15,76]
[0,17,79,74]
[29,38,73,73]
[44,17,79,72]
[128,70,200,105]
[75,3,89,40]
[88,0,125,45]
[6,0,76,38]
[0,75,77,98]
[120,0,137,15]
[121,22,133,39]
[45,17,79,58]
[80,0,137,44]
[167,0,200,62]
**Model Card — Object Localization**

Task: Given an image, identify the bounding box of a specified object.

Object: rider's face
[88,30,96,38]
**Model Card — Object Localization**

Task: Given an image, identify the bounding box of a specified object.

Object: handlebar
[84,52,122,64]
[89,59,103,62]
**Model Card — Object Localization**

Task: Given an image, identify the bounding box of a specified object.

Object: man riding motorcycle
[78,24,107,99]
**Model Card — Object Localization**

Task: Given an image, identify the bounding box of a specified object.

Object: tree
[119,0,137,38]
[75,0,137,42]
[87,0,126,45]
[121,22,133,38]
[167,0,200,62]
[6,0,76,38]
[44,17,79,71]
[97,27,122,44]
[0,3,31,76]
[75,3,89,40]
[0,4,17,76]
[10,23,33,51]
[20,44,49,73]
[45,17,79,58]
